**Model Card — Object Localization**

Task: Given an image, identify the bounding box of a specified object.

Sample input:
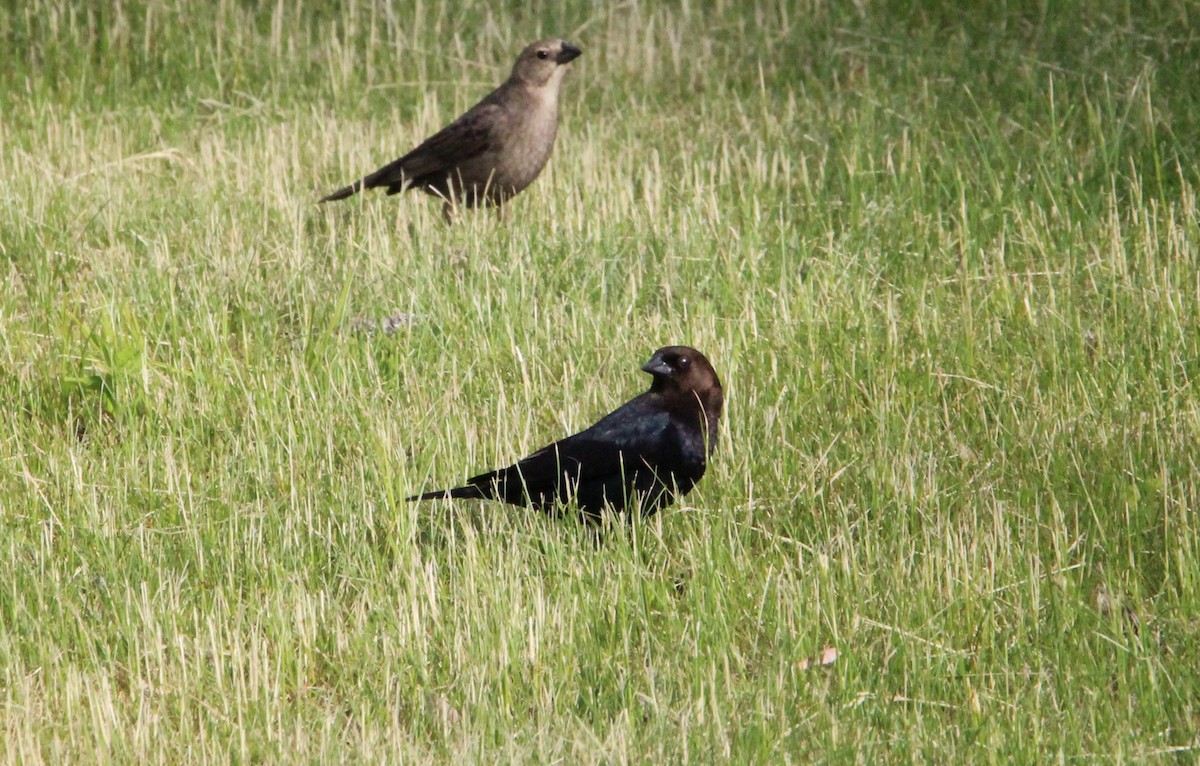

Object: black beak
[557,43,583,64]
[641,351,672,377]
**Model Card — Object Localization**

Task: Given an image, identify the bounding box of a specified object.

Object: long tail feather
[319,180,364,203]
[406,485,488,502]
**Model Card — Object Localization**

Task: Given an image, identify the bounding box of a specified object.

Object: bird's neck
[517,69,565,104]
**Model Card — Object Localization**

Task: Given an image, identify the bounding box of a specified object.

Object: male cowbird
[320,38,582,221]
[409,346,724,521]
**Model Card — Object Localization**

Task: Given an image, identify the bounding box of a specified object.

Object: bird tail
[319,180,365,203]
[406,485,488,503]
[320,158,416,203]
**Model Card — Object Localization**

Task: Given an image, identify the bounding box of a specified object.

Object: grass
[2,0,1199,761]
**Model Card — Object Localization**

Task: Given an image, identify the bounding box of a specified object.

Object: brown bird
[408,346,724,522]
[320,38,582,221]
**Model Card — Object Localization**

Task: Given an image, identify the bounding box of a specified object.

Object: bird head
[642,346,723,407]
[511,38,583,87]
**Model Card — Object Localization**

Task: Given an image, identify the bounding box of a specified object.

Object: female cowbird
[409,346,724,521]
[320,38,582,221]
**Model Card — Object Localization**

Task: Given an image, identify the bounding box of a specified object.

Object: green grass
[3,0,1199,761]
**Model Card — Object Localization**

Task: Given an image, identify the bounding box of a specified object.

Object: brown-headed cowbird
[408,346,724,521]
[320,38,582,221]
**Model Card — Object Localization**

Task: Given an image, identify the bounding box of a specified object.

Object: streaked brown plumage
[408,346,724,522]
[320,38,582,221]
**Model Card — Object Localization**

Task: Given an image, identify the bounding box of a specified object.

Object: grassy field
[3,0,1199,761]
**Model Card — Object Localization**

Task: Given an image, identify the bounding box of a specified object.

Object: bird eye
[678,356,690,368]
[536,50,549,60]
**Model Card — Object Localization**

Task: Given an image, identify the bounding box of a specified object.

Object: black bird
[408,346,724,521]
[320,38,582,221]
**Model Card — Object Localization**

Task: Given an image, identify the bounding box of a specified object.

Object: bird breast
[491,88,559,191]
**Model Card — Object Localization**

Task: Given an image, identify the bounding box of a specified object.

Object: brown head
[509,38,583,88]
[641,346,724,443]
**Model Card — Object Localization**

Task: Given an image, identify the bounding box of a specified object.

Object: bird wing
[464,396,675,506]
[366,101,507,191]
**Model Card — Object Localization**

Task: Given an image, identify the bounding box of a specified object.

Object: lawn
[2,0,1198,762]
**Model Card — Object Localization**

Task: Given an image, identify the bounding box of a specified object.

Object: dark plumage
[320,38,582,221]
[409,346,724,521]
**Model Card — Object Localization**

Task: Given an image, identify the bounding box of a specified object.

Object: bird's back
[465,393,710,518]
